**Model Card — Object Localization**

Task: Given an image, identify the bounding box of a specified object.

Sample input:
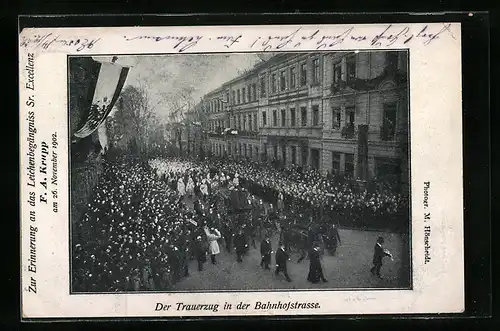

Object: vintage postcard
[19,23,464,318]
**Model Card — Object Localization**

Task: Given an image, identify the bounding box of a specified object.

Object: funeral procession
[69,52,410,293]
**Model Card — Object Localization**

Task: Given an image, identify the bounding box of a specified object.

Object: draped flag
[73,60,129,139]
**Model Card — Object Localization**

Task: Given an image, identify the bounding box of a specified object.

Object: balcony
[330,81,347,94]
[341,124,355,139]
[260,126,322,138]
[235,130,258,137]
[209,129,259,138]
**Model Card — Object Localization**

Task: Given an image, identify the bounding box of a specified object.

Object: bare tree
[112,84,160,156]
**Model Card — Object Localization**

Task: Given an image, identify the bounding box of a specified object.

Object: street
[172,227,405,291]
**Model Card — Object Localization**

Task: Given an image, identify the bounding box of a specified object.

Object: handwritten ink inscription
[123,35,203,52]
[19,23,455,53]
[19,33,101,52]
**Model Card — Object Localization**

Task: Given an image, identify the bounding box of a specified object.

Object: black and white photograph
[69,51,411,293]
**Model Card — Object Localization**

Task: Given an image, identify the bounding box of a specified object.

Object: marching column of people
[72,156,398,292]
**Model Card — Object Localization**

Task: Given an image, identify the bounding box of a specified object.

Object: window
[238,115,242,130]
[273,110,278,126]
[290,108,296,127]
[273,145,278,159]
[345,153,354,177]
[312,105,319,126]
[242,88,246,103]
[301,148,308,165]
[346,106,355,126]
[252,84,257,100]
[386,52,399,71]
[301,107,307,126]
[332,152,341,173]
[291,146,297,164]
[226,92,230,106]
[381,103,397,141]
[332,107,341,129]
[249,145,253,158]
[311,148,320,170]
[271,73,277,93]
[290,66,296,88]
[333,61,342,84]
[248,114,252,131]
[237,89,241,104]
[244,144,247,157]
[280,70,286,91]
[253,114,257,131]
[312,58,320,84]
[262,111,267,126]
[281,109,286,126]
[346,55,356,80]
[243,115,246,131]
[255,147,259,158]
[300,63,307,86]
[260,76,267,97]
[247,86,251,101]
[232,91,236,105]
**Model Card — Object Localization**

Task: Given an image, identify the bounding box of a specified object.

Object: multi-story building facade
[198,51,409,184]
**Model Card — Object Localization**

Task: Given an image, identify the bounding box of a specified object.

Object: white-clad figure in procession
[200,179,209,197]
[177,178,186,196]
[204,226,221,264]
[233,173,239,187]
[211,174,219,190]
[186,176,195,198]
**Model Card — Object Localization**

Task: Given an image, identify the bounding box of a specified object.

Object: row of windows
[205,97,226,113]
[215,140,401,177]
[262,105,321,127]
[204,52,400,112]
[231,83,258,106]
[211,102,397,141]
[218,143,259,158]
[209,119,227,132]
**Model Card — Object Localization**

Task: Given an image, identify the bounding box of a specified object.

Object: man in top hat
[307,241,328,283]
[370,236,393,279]
[327,223,342,256]
[221,220,233,253]
[234,228,247,263]
[193,235,207,271]
[260,233,272,270]
[275,242,292,282]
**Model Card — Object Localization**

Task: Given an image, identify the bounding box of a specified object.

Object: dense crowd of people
[72,154,408,292]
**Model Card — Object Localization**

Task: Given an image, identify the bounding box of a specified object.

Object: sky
[96,54,263,121]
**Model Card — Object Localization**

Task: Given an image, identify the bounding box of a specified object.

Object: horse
[281,223,328,262]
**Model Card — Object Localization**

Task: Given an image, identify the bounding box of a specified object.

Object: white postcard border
[19,23,464,318]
